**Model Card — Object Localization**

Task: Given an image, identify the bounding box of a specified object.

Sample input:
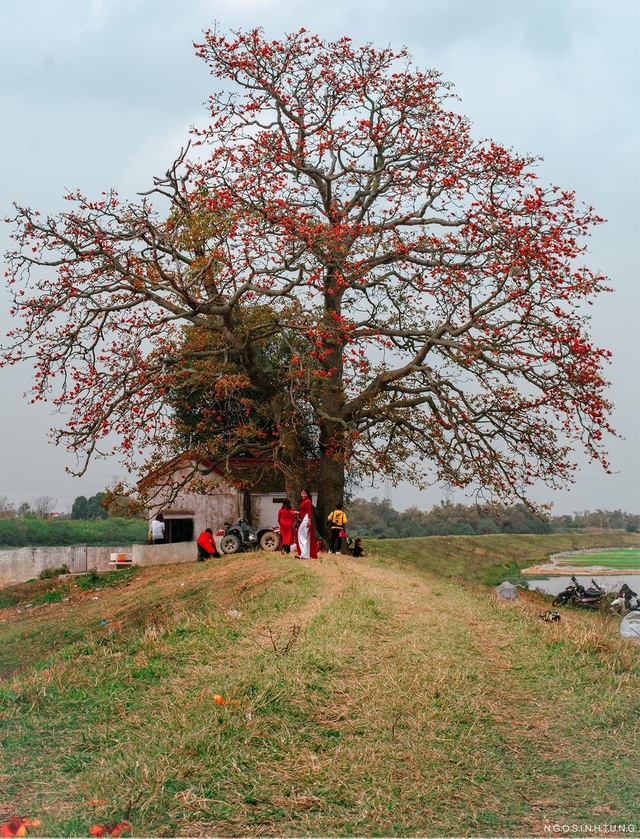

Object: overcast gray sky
[1,0,638,515]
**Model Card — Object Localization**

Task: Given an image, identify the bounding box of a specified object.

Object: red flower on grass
[89,822,132,837]
[0,818,41,838]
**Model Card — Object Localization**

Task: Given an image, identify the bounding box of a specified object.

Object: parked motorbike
[610,583,640,615]
[216,518,280,554]
[552,576,606,609]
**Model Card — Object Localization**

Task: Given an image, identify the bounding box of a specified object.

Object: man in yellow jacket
[327,504,348,554]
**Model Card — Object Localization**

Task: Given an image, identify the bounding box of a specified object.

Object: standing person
[295,488,317,559]
[150,513,165,544]
[327,504,348,554]
[277,499,297,554]
[197,528,220,561]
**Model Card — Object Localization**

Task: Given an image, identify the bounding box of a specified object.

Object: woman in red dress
[277,499,297,554]
[295,488,317,559]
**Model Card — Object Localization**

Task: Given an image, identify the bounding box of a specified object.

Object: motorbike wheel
[220,534,241,555]
[552,593,569,607]
[259,531,280,551]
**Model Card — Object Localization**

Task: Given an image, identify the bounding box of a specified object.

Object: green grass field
[555,548,640,570]
[0,532,638,837]
[0,518,148,549]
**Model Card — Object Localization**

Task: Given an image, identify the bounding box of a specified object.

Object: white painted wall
[250,493,288,529]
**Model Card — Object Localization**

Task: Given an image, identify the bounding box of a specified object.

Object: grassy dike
[0,518,148,549]
[368,530,640,584]
[0,534,638,837]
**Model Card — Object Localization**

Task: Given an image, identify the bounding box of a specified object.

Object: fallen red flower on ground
[90,822,132,837]
[0,818,41,838]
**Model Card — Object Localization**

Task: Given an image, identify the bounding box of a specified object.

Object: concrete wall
[133,541,197,567]
[250,492,288,529]
[250,492,319,529]
[147,490,290,541]
[0,541,203,586]
[146,466,243,540]
[146,463,296,535]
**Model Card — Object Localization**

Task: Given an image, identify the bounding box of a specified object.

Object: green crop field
[555,548,640,570]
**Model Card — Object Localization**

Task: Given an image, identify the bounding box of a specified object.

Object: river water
[524,573,640,597]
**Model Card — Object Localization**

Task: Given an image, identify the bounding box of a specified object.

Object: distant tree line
[70,490,144,519]
[70,493,108,520]
[0,491,144,521]
[1,491,637,537]
[0,496,58,520]
[345,498,639,539]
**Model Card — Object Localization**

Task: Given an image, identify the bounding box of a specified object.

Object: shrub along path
[0,549,637,836]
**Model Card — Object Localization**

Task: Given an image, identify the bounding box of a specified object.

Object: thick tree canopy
[70,492,108,520]
[2,28,614,522]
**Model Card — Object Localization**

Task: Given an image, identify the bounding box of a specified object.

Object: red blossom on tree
[1,27,615,523]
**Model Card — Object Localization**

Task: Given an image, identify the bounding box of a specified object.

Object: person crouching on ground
[352,538,366,557]
[197,528,220,561]
[295,488,317,559]
[277,498,297,554]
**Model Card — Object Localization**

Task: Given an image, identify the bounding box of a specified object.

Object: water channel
[524,573,639,597]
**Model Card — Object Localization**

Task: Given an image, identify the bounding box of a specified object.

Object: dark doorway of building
[165,518,194,543]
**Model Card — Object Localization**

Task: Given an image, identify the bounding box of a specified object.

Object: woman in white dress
[295,489,317,559]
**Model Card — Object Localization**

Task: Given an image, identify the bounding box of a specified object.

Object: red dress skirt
[278,507,297,547]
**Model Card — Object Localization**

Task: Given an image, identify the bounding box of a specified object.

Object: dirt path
[279,553,441,629]
[282,555,350,627]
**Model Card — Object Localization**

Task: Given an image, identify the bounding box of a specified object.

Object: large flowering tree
[2,28,614,526]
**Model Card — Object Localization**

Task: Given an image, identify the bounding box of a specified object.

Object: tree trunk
[272,393,308,507]
[315,426,346,543]
[315,264,348,538]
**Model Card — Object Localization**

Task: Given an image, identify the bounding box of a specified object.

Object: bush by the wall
[37,564,70,580]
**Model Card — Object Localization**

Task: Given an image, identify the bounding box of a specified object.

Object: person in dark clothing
[327,504,347,554]
[352,538,366,557]
[197,528,220,561]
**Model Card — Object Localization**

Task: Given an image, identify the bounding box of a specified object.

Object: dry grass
[0,545,638,837]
